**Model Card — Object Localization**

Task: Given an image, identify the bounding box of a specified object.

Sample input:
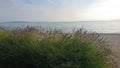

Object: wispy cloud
[83,0,120,20]
[0,0,120,22]
[8,0,20,3]
[47,0,56,5]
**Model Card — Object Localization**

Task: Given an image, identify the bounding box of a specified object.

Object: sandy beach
[100,34,120,67]
[100,34,120,56]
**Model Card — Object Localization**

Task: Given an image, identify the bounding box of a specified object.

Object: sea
[0,21,120,33]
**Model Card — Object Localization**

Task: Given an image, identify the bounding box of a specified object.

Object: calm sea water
[0,21,120,33]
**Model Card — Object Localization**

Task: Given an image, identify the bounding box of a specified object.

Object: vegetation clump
[0,27,114,68]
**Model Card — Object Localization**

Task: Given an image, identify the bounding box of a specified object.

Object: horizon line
[1,20,120,23]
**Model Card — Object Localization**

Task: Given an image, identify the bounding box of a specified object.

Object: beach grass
[0,27,114,68]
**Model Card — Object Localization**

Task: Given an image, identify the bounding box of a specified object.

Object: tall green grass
[0,27,114,68]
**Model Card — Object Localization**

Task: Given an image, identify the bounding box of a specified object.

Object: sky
[0,0,120,22]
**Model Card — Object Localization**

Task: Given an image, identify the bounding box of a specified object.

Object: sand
[100,34,120,67]
[100,34,120,56]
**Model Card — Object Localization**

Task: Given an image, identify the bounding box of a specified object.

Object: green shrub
[0,27,114,68]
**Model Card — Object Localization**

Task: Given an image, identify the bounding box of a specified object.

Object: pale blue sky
[0,0,120,22]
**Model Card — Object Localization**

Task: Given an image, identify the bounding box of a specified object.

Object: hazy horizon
[0,0,120,22]
[1,20,120,23]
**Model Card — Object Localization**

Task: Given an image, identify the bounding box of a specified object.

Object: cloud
[1,0,120,22]
[0,0,86,22]
[8,0,21,3]
[82,0,120,20]
[47,0,56,4]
